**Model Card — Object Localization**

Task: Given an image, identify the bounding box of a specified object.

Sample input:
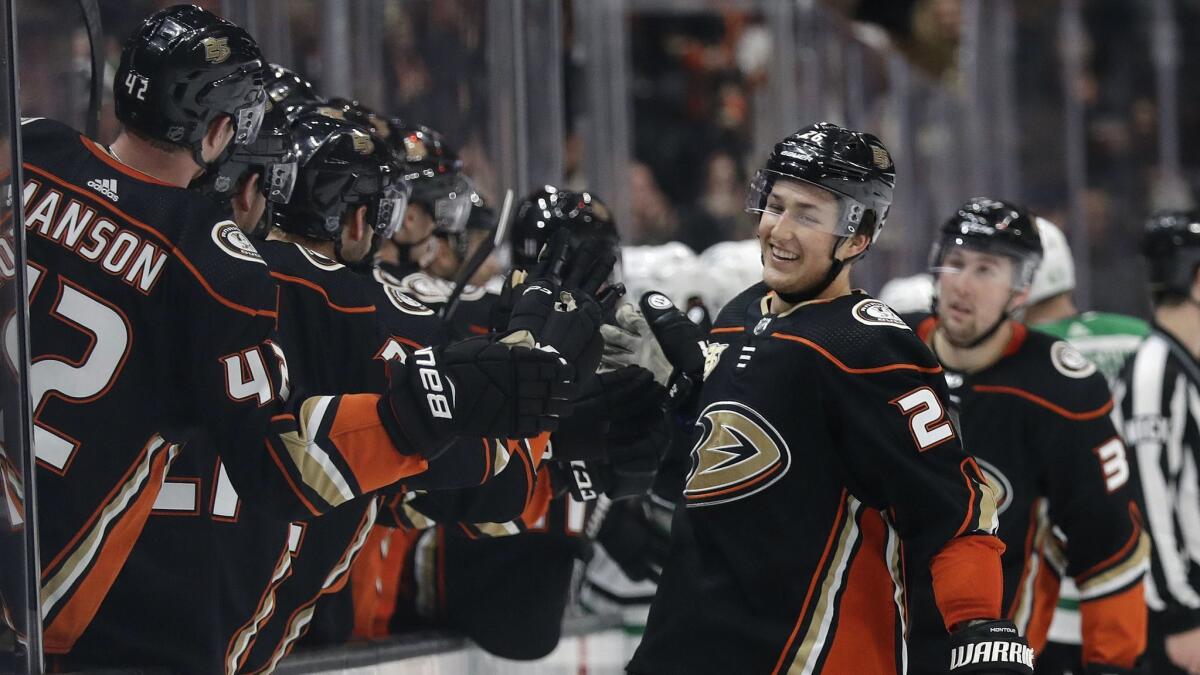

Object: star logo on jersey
[684,401,790,507]
[702,341,728,380]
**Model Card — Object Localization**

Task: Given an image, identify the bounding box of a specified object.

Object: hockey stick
[77,0,103,139]
[440,188,514,323]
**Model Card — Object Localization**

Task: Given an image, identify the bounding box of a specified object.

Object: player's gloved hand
[947,620,1034,674]
[378,336,575,460]
[594,407,671,500]
[600,304,674,385]
[553,366,666,461]
[639,291,709,412]
[597,492,674,582]
[503,230,624,381]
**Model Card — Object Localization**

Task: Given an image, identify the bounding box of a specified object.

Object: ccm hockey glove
[379,336,576,459]
[639,291,709,413]
[948,620,1034,675]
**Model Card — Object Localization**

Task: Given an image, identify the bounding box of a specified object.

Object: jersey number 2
[892,387,956,452]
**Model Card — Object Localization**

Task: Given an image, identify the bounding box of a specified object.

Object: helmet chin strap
[775,237,859,305]
[932,290,1017,349]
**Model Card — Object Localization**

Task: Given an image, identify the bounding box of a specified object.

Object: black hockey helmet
[388,121,473,234]
[929,197,1043,289]
[115,5,267,169]
[262,63,324,120]
[746,122,895,243]
[1142,210,1200,303]
[191,119,299,235]
[325,97,397,142]
[274,113,410,248]
[511,185,620,276]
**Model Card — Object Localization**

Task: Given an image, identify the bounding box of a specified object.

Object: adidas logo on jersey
[87,178,119,202]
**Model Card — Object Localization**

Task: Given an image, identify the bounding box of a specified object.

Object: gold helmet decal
[201,37,231,64]
[685,401,791,506]
[350,129,375,155]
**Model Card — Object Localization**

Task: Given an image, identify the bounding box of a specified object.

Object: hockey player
[377,122,471,282]
[1117,211,1200,675]
[21,4,582,666]
[1024,216,1150,675]
[905,198,1148,675]
[628,123,1023,675]
[1026,217,1149,383]
[350,185,669,660]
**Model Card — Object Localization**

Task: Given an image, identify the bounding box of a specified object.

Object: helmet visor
[375,181,411,240]
[429,174,475,234]
[929,237,1041,291]
[264,159,297,204]
[745,169,869,238]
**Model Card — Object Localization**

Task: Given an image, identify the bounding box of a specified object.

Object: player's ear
[200,115,235,164]
[836,232,870,261]
[351,205,369,242]
[1010,287,1032,312]
[233,173,259,215]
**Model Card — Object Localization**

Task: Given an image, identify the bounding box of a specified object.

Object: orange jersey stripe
[818,509,899,674]
[43,444,175,653]
[269,271,377,314]
[972,385,1113,421]
[327,394,429,493]
[930,534,1005,631]
[770,332,943,375]
[1080,581,1146,668]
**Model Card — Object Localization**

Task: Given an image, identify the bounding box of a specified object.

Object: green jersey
[1032,311,1149,647]
[1034,311,1150,384]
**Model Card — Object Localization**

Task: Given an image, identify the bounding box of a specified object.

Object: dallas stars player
[628,123,1025,675]
[1023,216,1150,674]
[906,198,1148,675]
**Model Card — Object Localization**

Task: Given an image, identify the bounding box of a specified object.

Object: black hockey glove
[596,407,670,500]
[553,366,666,461]
[379,336,575,460]
[948,620,1034,674]
[639,291,709,412]
[597,492,674,582]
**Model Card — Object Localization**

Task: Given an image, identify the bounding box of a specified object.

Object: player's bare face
[394,206,435,247]
[757,179,842,296]
[936,248,1015,346]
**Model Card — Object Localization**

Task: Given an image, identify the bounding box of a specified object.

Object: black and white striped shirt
[1116,326,1200,633]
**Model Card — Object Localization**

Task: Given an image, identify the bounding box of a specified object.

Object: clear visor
[929,238,1041,290]
[375,182,411,240]
[233,91,267,146]
[429,175,475,233]
[264,160,297,204]
[745,169,868,238]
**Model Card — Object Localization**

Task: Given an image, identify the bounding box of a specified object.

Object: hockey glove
[639,291,709,412]
[948,620,1034,674]
[600,303,674,385]
[379,336,575,459]
[553,366,666,461]
[596,407,671,500]
[597,492,675,582]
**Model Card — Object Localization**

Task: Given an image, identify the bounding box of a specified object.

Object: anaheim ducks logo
[974,457,1014,516]
[201,37,231,64]
[380,283,435,316]
[852,298,909,329]
[685,401,791,507]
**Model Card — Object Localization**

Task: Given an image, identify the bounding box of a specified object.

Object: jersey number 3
[892,387,955,452]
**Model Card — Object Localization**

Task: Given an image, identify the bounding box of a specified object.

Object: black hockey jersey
[907,316,1148,672]
[1116,326,1200,636]
[629,286,1003,675]
[384,269,499,339]
[18,118,429,656]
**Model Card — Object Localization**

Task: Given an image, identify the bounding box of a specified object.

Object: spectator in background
[629,161,679,245]
[677,151,749,252]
